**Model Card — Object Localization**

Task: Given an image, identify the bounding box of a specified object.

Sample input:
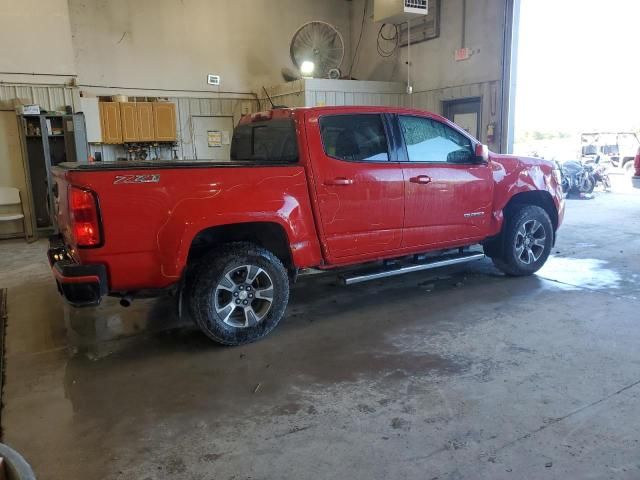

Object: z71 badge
[113,174,160,184]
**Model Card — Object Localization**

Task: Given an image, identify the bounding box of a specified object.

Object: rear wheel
[188,243,289,345]
[491,205,553,276]
[578,173,595,193]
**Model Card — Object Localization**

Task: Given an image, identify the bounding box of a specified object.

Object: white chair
[0,187,28,241]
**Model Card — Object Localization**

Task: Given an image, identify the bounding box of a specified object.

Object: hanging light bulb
[300,61,315,77]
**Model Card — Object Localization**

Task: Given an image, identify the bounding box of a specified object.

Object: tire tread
[188,242,289,345]
[491,205,553,276]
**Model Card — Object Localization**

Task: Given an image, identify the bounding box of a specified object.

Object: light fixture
[300,61,315,77]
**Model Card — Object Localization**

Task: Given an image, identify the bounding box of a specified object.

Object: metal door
[192,116,234,160]
[443,97,481,139]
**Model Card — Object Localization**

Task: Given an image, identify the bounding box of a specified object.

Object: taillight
[69,186,102,247]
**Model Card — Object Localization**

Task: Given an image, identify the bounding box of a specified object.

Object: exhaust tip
[120,295,134,307]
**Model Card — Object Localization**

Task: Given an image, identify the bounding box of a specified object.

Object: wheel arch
[484,190,559,258]
[504,190,559,232]
[187,222,295,271]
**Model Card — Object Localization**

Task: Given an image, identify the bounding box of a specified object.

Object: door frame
[190,115,235,160]
[442,97,482,140]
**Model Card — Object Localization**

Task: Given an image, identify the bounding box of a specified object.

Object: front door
[306,112,404,262]
[397,115,493,249]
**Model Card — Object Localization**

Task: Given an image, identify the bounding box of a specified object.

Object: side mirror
[475,143,489,163]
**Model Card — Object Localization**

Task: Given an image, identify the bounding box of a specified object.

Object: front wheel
[491,205,553,276]
[188,243,290,345]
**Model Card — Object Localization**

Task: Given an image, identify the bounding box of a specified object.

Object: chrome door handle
[409,175,432,184]
[324,177,354,186]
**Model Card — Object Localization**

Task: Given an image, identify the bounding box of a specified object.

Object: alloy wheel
[214,265,274,328]
[514,220,546,265]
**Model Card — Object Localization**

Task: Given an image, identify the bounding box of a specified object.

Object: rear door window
[319,114,389,162]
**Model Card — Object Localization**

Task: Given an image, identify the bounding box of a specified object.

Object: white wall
[350,0,506,89]
[68,0,351,93]
[348,0,508,149]
[0,0,76,81]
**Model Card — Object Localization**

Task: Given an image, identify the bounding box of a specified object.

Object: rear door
[305,112,404,262]
[396,114,493,248]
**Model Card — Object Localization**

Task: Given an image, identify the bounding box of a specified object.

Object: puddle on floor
[537,256,622,290]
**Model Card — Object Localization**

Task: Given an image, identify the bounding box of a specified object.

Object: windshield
[231,119,298,163]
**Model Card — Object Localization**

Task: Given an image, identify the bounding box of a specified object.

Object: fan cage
[290,21,345,78]
[405,0,428,9]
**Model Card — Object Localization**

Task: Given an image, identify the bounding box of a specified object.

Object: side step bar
[340,253,485,286]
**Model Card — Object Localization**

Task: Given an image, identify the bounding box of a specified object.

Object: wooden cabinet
[119,102,139,142]
[99,102,122,144]
[99,101,176,144]
[136,102,155,141]
[153,102,177,142]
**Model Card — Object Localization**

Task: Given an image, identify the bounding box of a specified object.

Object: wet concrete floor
[0,185,639,479]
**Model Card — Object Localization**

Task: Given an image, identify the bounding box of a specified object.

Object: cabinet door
[152,103,176,141]
[99,102,122,144]
[120,102,139,142]
[136,102,155,141]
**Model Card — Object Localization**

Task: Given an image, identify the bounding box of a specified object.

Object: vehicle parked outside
[633,146,640,189]
[47,106,565,345]
[581,132,640,175]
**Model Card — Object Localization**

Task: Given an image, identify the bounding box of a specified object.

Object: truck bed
[51,160,321,291]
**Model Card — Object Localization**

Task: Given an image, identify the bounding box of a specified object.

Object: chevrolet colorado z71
[48,106,565,345]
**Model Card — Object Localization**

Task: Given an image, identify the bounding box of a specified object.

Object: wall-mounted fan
[290,21,344,79]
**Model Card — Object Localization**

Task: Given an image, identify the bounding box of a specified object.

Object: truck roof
[239,105,450,125]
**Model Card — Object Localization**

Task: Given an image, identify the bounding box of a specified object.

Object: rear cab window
[319,114,389,162]
[231,119,298,163]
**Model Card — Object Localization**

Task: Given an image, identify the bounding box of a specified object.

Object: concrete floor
[1,180,639,480]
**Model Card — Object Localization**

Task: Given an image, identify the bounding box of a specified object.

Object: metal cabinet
[19,114,88,234]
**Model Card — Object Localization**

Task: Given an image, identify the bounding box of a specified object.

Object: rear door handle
[409,175,432,184]
[324,177,354,186]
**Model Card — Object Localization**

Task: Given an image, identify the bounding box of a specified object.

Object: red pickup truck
[49,106,565,345]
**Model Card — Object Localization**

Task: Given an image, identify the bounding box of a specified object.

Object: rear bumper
[48,237,108,307]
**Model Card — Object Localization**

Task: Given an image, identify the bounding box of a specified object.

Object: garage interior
[0,0,639,479]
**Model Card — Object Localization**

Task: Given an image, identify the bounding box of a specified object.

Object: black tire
[491,205,553,276]
[188,242,289,345]
[582,176,595,194]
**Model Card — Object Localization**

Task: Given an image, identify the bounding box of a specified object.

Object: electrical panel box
[374,0,428,24]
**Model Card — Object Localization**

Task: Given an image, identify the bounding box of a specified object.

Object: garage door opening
[512,0,640,187]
